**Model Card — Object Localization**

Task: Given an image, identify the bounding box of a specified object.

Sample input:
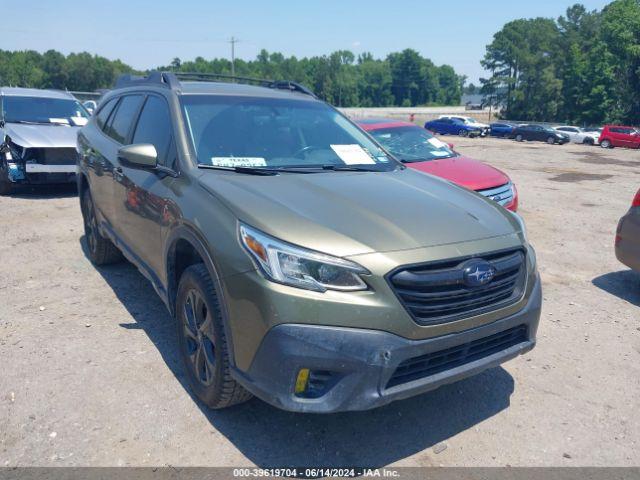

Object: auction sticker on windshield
[330,144,376,165]
[211,157,267,168]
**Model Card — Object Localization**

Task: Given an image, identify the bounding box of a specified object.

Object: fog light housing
[294,368,310,395]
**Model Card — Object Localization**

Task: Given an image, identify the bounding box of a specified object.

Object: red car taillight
[632,189,640,207]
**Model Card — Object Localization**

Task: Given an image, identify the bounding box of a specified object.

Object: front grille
[386,324,528,389]
[477,183,514,207]
[24,148,78,165]
[388,248,526,325]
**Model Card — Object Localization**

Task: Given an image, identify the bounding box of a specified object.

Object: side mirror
[118,144,158,169]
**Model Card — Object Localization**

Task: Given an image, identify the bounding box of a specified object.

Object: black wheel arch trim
[164,222,241,370]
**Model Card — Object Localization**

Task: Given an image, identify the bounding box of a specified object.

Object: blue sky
[7,0,611,83]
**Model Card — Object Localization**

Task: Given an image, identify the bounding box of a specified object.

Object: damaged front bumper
[3,148,77,185]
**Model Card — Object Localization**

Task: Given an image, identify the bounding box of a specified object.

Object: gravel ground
[0,138,638,467]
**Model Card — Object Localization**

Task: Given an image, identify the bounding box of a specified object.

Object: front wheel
[600,139,612,149]
[0,167,14,195]
[176,264,252,409]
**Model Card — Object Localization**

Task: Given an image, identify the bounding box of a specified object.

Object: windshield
[2,96,89,125]
[369,126,456,162]
[181,95,395,171]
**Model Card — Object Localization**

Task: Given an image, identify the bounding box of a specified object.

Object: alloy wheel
[181,288,216,386]
[83,193,98,254]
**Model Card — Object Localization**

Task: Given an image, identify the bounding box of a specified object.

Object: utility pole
[229,36,239,78]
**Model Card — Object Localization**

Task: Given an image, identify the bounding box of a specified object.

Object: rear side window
[104,95,144,144]
[132,96,173,167]
[95,98,117,130]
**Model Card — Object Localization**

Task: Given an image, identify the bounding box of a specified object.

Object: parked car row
[426,118,639,150]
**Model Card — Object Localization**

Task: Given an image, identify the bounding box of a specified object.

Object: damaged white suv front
[0,87,89,195]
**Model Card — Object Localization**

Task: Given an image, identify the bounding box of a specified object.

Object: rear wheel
[515,134,524,142]
[176,264,252,409]
[81,188,122,265]
[583,137,594,145]
[601,139,612,149]
[546,136,556,145]
[458,129,468,137]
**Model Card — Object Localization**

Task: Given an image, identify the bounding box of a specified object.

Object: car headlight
[510,211,528,242]
[239,224,369,292]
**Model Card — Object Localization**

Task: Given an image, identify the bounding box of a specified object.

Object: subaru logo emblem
[463,260,496,287]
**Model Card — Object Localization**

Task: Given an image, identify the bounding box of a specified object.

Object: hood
[406,155,511,192]
[198,168,520,257]
[3,123,80,149]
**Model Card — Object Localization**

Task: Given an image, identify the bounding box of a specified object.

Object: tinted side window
[132,96,173,167]
[105,95,144,144]
[95,98,117,130]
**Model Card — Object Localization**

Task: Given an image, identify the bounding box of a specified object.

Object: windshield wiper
[197,164,324,175]
[198,164,278,175]
[10,120,57,125]
[321,164,401,172]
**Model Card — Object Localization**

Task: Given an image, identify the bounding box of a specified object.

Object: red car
[599,125,640,149]
[615,188,640,272]
[358,118,518,211]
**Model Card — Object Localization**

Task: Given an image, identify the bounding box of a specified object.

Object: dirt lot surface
[1,138,639,467]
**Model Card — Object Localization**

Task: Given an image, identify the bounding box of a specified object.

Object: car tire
[458,129,468,137]
[600,139,612,149]
[176,263,252,409]
[81,188,122,265]
[515,134,524,142]
[583,137,594,145]
[546,136,556,145]
[0,168,13,196]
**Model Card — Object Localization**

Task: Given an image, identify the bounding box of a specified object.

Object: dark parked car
[76,71,540,413]
[512,124,569,145]
[616,188,640,272]
[424,117,484,137]
[490,123,516,138]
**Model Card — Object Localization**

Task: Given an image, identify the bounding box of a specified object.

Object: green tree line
[0,48,463,107]
[481,0,640,125]
[161,49,463,107]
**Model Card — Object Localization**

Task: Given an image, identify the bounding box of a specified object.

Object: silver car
[0,87,90,194]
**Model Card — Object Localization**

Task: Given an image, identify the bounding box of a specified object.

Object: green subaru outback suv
[77,72,541,413]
